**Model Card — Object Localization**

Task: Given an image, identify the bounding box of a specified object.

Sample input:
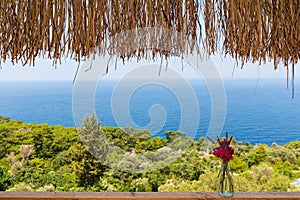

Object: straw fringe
[0,0,299,89]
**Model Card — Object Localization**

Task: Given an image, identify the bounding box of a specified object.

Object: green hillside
[0,115,299,192]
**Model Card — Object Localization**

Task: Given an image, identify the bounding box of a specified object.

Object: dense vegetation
[0,115,299,192]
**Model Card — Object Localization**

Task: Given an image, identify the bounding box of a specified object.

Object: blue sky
[0,54,299,82]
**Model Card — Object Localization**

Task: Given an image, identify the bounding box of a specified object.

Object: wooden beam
[0,192,299,200]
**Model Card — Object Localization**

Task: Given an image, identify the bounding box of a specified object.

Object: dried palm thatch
[0,0,299,91]
[0,0,201,65]
[212,0,300,96]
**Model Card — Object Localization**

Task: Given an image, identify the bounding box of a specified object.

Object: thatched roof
[0,0,299,88]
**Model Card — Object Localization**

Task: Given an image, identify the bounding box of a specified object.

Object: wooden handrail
[0,192,299,200]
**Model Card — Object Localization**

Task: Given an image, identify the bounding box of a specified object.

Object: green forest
[0,115,299,192]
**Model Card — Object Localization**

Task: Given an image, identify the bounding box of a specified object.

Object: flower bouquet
[208,132,234,197]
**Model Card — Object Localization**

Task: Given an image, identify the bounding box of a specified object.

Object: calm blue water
[0,79,299,145]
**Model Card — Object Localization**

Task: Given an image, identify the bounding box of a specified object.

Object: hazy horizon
[0,55,299,82]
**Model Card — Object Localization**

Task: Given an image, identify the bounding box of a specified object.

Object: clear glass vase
[217,161,234,197]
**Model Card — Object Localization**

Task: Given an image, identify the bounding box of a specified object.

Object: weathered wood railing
[0,192,299,200]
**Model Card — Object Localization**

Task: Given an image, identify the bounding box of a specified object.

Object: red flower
[213,146,234,162]
[211,132,234,163]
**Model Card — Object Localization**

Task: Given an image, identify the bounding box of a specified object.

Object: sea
[0,79,299,145]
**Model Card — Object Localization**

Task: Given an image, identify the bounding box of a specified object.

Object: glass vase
[217,161,234,197]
